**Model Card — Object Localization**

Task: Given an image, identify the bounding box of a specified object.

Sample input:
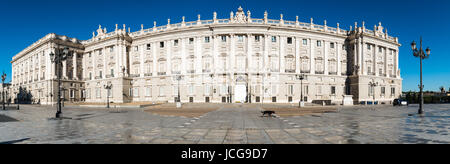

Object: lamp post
[368,80,378,105]
[50,46,69,118]
[296,74,306,108]
[411,37,431,115]
[210,74,214,103]
[176,75,183,108]
[1,72,6,110]
[104,82,112,108]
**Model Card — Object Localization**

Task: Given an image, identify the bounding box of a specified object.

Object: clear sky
[0,0,449,91]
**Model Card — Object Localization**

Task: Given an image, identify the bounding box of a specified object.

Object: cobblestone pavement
[0,104,448,144]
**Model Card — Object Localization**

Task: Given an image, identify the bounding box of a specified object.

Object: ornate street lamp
[104,82,113,108]
[411,37,430,115]
[176,75,183,108]
[296,74,306,108]
[368,80,378,105]
[210,74,214,103]
[1,72,6,110]
[50,46,69,118]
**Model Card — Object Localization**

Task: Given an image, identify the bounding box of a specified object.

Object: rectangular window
[110,46,114,52]
[110,69,114,77]
[205,85,210,95]
[255,36,260,42]
[96,88,101,98]
[189,85,195,95]
[205,37,210,43]
[331,86,336,95]
[330,43,335,49]
[160,42,164,48]
[391,87,395,96]
[99,71,102,78]
[287,37,293,44]
[317,41,322,47]
[134,46,139,52]
[379,47,383,53]
[146,44,151,50]
[159,87,164,96]
[237,35,243,42]
[221,36,227,42]
[133,88,139,97]
[381,87,386,95]
[189,38,194,44]
[367,44,371,50]
[271,36,277,43]
[288,85,294,95]
[174,40,179,46]
[303,39,308,45]
[146,87,151,97]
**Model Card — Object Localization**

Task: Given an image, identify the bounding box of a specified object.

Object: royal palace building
[10,7,402,105]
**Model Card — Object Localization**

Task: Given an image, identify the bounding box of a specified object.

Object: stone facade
[10,7,402,105]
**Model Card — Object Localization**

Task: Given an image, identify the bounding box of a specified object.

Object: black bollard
[17,104,19,110]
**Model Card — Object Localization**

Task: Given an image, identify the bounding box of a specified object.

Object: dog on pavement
[261,110,276,117]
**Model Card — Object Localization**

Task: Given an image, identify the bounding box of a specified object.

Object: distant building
[10,7,402,105]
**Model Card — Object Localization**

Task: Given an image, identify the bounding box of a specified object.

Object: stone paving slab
[0,104,449,144]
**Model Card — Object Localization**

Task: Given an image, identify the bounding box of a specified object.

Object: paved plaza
[0,103,449,144]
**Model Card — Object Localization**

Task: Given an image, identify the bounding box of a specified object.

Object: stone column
[264,35,269,74]
[374,45,378,76]
[181,38,187,74]
[62,56,67,79]
[167,40,172,76]
[357,39,363,75]
[230,35,236,73]
[140,44,145,77]
[103,48,107,78]
[279,35,284,73]
[152,42,157,77]
[324,40,329,75]
[385,49,388,77]
[73,51,77,80]
[295,37,300,74]
[395,49,399,78]
[310,38,315,74]
[337,42,341,75]
[247,33,252,73]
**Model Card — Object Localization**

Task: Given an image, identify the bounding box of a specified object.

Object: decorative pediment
[158,58,166,62]
[132,61,140,65]
[145,59,153,63]
[231,6,250,23]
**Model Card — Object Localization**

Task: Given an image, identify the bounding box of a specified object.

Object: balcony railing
[202,69,211,73]
[300,70,310,73]
[95,76,102,79]
[172,71,181,74]
[144,73,152,77]
[106,74,114,78]
[129,74,140,78]
[315,71,324,74]
[187,70,195,74]
[158,72,166,76]
[328,72,337,75]
[285,69,296,73]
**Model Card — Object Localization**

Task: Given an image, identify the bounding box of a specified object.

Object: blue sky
[0,0,449,91]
